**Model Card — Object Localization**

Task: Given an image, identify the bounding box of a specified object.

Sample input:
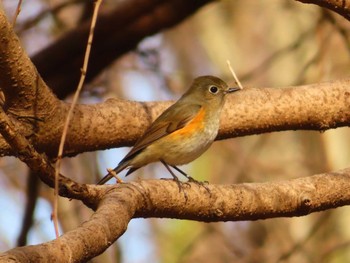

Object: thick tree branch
[0,106,100,208]
[0,11,58,112]
[1,79,350,157]
[2,168,350,262]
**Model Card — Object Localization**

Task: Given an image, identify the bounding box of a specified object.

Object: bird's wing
[98,103,202,184]
[120,103,202,164]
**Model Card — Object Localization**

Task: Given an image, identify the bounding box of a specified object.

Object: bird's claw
[187,176,211,194]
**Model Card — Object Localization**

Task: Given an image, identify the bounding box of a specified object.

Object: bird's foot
[187,176,211,194]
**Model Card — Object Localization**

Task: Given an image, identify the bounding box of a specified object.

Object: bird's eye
[209,85,218,94]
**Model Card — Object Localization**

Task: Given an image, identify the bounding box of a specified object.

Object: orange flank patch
[169,107,206,138]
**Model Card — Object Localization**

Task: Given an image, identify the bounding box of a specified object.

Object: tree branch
[0,105,100,208]
[2,168,350,261]
[1,79,350,158]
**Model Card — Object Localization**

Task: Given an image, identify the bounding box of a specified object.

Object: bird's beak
[225,87,240,94]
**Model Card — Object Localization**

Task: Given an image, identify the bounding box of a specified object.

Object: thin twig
[53,0,103,238]
[226,60,243,90]
[12,0,23,26]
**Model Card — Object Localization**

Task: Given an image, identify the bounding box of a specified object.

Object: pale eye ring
[209,85,218,94]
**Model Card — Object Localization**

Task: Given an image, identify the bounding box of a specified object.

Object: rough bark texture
[2,168,350,262]
[1,79,350,158]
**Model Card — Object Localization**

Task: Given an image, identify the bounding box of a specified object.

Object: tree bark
[2,168,350,262]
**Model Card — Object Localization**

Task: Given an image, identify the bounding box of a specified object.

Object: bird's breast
[152,108,221,165]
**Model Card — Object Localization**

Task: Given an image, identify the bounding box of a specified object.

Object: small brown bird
[98,75,239,185]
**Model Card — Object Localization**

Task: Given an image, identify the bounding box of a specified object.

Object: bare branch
[2,168,350,261]
[0,78,349,158]
[53,0,103,238]
[0,106,99,208]
[12,0,23,25]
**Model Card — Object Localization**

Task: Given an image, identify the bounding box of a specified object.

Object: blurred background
[1,0,350,262]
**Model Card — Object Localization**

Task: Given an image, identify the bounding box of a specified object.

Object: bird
[97,75,240,185]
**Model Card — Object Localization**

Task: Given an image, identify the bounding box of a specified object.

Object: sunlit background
[1,0,350,262]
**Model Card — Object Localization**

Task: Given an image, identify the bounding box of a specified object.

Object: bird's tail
[96,162,129,185]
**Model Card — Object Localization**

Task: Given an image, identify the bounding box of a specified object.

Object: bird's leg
[160,160,188,198]
[171,165,210,194]
[170,165,194,180]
